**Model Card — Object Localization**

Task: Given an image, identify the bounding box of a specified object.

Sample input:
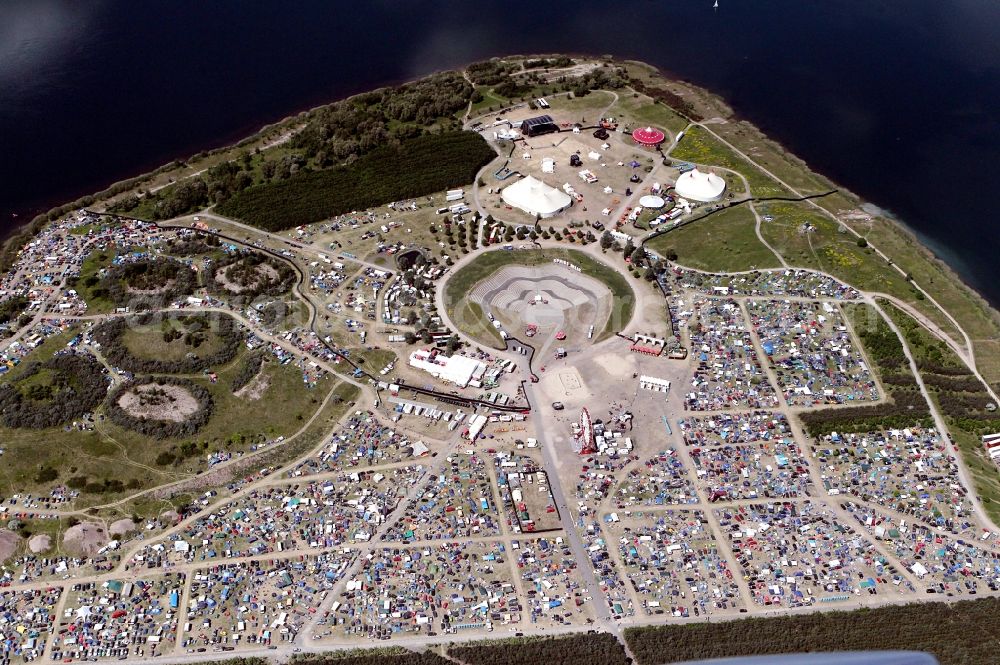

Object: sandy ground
[216,263,279,294]
[118,383,199,422]
[62,522,107,557]
[0,530,21,562]
[27,534,51,554]
[109,519,137,536]
[234,372,270,400]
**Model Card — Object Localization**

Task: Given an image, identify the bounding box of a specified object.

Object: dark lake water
[2,0,998,301]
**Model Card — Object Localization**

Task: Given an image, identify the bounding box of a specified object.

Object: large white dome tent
[674,168,726,202]
[501,175,572,218]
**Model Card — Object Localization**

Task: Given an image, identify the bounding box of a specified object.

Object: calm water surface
[1,0,998,300]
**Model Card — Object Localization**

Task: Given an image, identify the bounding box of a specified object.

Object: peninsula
[0,56,998,665]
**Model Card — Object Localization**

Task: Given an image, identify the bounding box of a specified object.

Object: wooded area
[448,633,628,665]
[625,597,1000,665]
[0,353,108,429]
[215,131,495,231]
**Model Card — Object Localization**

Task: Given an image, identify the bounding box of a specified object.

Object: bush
[0,353,108,429]
[206,251,295,299]
[231,352,266,392]
[450,634,628,665]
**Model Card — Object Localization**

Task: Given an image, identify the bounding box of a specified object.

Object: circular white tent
[502,175,572,218]
[675,168,726,202]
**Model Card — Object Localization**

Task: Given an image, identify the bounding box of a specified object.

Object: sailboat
[713,0,719,7]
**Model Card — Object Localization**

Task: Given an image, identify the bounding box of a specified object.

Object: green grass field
[669,125,788,197]
[121,321,227,363]
[646,205,782,272]
[0,342,335,504]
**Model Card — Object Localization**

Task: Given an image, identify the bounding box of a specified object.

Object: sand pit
[63,522,107,557]
[0,530,20,562]
[234,372,270,401]
[469,263,612,342]
[27,534,51,554]
[118,383,200,422]
[110,519,137,536]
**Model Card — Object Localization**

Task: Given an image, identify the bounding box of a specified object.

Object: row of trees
[290,653,450,665]
[230,351,266,392]
[628,76,704,121]
[291,71,472,164]
[0,354,108,429]
[93,314,241,374]
[625,597,1000,665]
[216,131,496,231]
[449,634,628,665]
[105,376,213,439]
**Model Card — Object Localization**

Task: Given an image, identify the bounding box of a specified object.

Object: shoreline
[4,54,999,325]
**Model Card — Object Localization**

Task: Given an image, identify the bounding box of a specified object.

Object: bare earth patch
[0,530,21,562]
[62,522,107,557]
[27,534,51,554]
[109,519,137,536]
[234,372,270,401]
[216,263,279,294]
[118,383,199,422]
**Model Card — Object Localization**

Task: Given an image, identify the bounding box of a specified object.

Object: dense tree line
[523,56,574,69]
[165,235,221,256]
[93,314,241,374]
[216,132,496,231]
[105,376,213,439]
[625,596,1000,665]
[291,71,472,164]
[449,634,628,665]
[467,59,521,85]
[289,653,451,665]
[628,77,703,121]
[917,361,973,376]
[0,295,28,325]
[0,353,108,429]
[206,251,295,298]
[923,373,984,393]
[230,351,266,392]
[799,388,932,437]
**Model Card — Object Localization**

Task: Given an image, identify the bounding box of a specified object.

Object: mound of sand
[109,519,137,536]
[118,383,199,422]
[62,522,107,557]
[159,510,180,524]
[0,530,21,562]
[27,534,51,554]
[234,372,270,401]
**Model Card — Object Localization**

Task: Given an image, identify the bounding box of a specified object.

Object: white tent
[675,168,726,202]
[501,175,572,218]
